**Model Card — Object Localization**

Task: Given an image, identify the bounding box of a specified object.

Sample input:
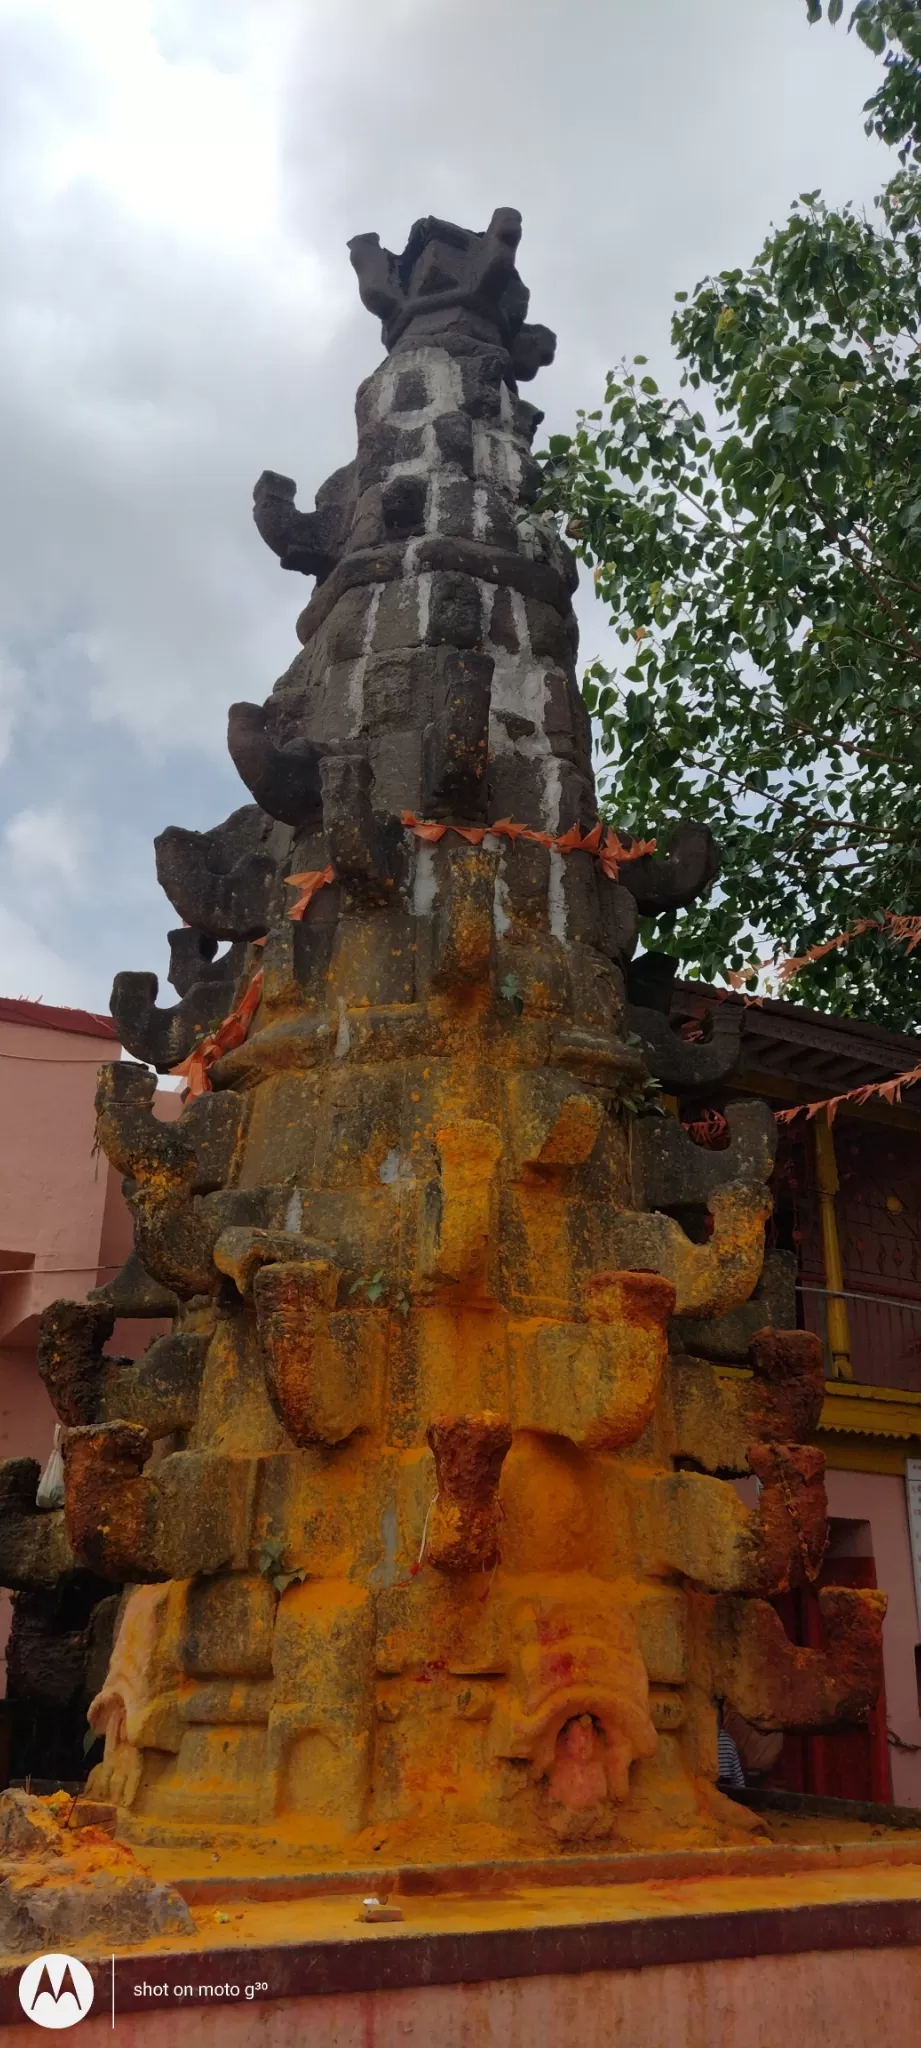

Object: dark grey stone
[154,804,281,941]
[381,473,429,538]
[488,587,520,652]
[372,579,424,653]
[426,572,482,647]
[672,1250,798,1363]
[434,411,475,473]
[393,368,428,410]
[363,647,438,728]
[349,214,552,362]
[321,752,405,909]
[617,821,720,916]
[560,852,602,949]
[356,421,425,492]
[422,650,493,819]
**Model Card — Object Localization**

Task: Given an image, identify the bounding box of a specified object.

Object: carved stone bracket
[254,1260,382,1445]
[611,1186,772,1320]
[694,1584,888,1731]
[227,702,325,829]
[425,1414,512,1573]
[617,823,718,916]
[632,1100,776,1213]
[37,1302,206,1438]
[0,1461,76,1590]
[155,805,282,941]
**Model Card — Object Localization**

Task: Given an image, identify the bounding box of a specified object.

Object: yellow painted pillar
[813,1110,853,1380]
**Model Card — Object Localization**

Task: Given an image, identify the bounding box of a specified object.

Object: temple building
[0,997,177,1784]
[648,969,921,1805]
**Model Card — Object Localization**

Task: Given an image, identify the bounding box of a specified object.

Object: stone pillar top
[348,207,556,380]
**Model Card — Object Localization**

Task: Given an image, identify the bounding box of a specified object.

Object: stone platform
[4,1835,921,2044]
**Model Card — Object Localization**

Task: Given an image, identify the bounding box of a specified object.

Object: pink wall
[826,1468,921,1806]
[0,1011,119,1349]
[0,1002,181,1695]
[8,1948,921,2048]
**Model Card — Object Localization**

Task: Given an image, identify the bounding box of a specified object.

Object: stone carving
[26,209,883,1866]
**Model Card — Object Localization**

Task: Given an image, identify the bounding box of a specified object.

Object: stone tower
[31,210,884,1863]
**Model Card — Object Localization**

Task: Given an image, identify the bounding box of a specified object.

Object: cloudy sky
[0,0,890,1013]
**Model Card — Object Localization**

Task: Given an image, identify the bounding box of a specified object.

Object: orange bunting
[170,967,265,1099]
[399,812,657,879]
[682,1108,729,1148]
[775,918,878,987]
[776,1053,921,1128]
[169,810,663,1098]
[399,815,449,843]
[728,910,921,995]
[285,865,336,921]
[598,830,656,880]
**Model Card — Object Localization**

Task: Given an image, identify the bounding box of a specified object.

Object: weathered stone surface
[227,700,325,827]
[321,752,404,908]
[610,1186,772,1319]
[667,1326,825,1477]
[617,822,719,916]
[632,1099,776,1211]
[509,1272,676,1451]
[431,844,497,988]
[0,1790,63,1858]
[111,966,234,1071]
[255,1260,381,1444]
[41,205,881,1880]
[181,1575,277,1678]
[155,805,284,941]
[422,649,493,818]
[253,462,355,580]
[37,1301,119,1428]
[426,1414,512,1573]
[89,1251,178,1319]
[98,1332,207,1437]
[0,1864,192,1952]
[694,1585,887,1732]
[0,1463,75,1590]
[671,1247,796,1362]
[625,999,743,1093]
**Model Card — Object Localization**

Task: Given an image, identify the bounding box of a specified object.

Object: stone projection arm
[253,464,357,582]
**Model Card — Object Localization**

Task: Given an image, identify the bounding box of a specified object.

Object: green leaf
[273,1569,308,1594]
[534,86,921,1034]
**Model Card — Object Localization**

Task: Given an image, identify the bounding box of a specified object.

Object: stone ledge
[4,1861,921,2023]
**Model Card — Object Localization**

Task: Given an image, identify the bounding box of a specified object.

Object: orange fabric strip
[168,814,660,1098]
[776,1054,921,1127]
[171,967,265,1099]
[399,813,656,878]
[727,910,921,995]
[285,865,336,921]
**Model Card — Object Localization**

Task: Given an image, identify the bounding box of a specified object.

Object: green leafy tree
[539,1,921,1027]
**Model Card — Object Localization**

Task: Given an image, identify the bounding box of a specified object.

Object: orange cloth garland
[170,967,265,1098]
[398,813,656,881]
[285,864,336,921]
[170,817,657,1096]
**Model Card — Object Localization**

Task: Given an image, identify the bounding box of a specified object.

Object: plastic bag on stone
[36,1423,64,1510]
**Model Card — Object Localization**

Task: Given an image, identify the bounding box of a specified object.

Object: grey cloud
[0,0,890,1010]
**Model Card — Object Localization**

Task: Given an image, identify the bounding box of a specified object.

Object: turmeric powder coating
[35,211,885,1869]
